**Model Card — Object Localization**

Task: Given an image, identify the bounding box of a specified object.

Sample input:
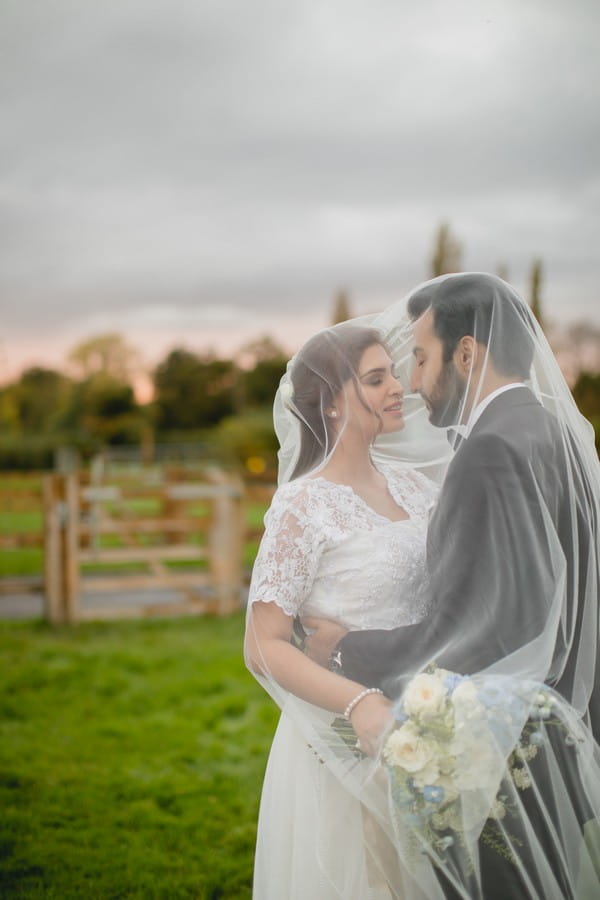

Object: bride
[244,320,448,898]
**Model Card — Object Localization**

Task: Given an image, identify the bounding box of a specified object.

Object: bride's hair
[288,323,387,480]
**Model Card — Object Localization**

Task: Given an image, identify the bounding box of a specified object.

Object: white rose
[412,758,441,789]
[384,722,437,775]
[403,673,447,720]
[451,679,480,707]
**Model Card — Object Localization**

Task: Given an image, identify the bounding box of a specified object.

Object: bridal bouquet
[382,667,571,861]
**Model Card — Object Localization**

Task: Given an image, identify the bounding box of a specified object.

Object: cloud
[0,0,599,364]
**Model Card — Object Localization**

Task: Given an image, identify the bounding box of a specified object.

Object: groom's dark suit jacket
[340,387,600,899]
[341,386,599,734]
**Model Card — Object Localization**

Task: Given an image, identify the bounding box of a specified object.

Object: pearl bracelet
[343,687,384,721]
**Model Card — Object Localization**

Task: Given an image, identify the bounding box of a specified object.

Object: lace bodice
[248,465,438,630]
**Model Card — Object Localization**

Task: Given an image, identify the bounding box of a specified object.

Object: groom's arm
[338,621,428,692]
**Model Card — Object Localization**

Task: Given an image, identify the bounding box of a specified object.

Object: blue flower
[391,700,408,722]
[444,673,468,693]
[423,784,445,804]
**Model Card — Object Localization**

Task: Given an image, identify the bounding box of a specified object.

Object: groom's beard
[422,361,467,427]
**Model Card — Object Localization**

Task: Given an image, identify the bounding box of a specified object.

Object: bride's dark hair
[288,323,387,480]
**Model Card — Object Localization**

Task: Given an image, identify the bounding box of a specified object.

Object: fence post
[42,472,81,624]
[43,474,63,624]
[208,470,244,615]
[63,472,80,623]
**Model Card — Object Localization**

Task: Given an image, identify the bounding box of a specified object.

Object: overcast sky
[1,0,599,379]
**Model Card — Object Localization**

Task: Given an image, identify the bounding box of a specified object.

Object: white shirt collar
[464,382,525,437]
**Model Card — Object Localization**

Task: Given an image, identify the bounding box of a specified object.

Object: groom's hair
[407,273,535,379]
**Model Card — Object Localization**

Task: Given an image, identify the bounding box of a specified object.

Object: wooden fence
[1,469,275,623]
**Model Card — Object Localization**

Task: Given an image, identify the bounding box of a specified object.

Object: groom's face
[411,310,466,427]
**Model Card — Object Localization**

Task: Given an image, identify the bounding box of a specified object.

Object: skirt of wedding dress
[252,711,409,900]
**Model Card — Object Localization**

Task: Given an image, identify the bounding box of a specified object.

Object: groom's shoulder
[476,387,558,439]
[460,391,559,474]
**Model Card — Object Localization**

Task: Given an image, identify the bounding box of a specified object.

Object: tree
[242,356,287,409]
[153,348,236,430]
[572,370,600,451]
[331,289,352,324]
[68,333,141,382]
[14,367,73,433]
[63,372,146,445]
[237,336,287,368]
[529,259,544,330]
[430,222,462,277]
[235,336,288,410]
[549,319,600,387]
[0,384,22,433]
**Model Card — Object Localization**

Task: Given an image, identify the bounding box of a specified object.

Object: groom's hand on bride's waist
[301,616,348,668]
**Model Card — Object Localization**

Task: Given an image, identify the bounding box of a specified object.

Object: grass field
[0,613,278,899]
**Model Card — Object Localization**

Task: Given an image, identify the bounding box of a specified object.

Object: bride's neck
[320,441,378,485]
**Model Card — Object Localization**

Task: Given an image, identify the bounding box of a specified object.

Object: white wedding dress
[248,464,437,899]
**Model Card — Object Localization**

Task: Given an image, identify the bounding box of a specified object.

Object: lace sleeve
[247,482,325,617]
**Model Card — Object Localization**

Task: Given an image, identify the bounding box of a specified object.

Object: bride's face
[335,343,405,440]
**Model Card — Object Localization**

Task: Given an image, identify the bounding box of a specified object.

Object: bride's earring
[328,409,338,418]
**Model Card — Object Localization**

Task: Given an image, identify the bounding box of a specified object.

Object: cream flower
[412,758,441,789]
[383,721,437,774]
[451,679,482,710]
[403,673,447,720]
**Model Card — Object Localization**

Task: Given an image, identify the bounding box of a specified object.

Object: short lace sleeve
[248,481,325,617]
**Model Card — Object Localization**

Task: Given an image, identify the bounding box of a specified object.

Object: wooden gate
[42,468,244,623]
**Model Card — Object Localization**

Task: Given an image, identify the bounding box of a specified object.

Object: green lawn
[0,613,278,899]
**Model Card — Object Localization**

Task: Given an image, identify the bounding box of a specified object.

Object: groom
[306,273,600,898]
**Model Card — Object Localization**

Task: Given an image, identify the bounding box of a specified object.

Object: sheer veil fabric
[245,273,600,899]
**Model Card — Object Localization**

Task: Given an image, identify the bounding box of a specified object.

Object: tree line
[0,333,289,471]
[1,222,598,470]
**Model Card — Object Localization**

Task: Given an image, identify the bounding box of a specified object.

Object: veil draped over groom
[338,273,600,899]
[252,273,600,899]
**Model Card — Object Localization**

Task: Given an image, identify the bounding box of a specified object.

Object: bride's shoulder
[268,476,329,518]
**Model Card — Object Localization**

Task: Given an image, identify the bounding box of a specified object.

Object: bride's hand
[350,693,394,758]
[301,616,348,667]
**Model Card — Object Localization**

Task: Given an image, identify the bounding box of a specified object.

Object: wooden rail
[1,470,277,622]
[41,469,246,623]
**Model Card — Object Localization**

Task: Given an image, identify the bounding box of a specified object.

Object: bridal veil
[245,273,600,899]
